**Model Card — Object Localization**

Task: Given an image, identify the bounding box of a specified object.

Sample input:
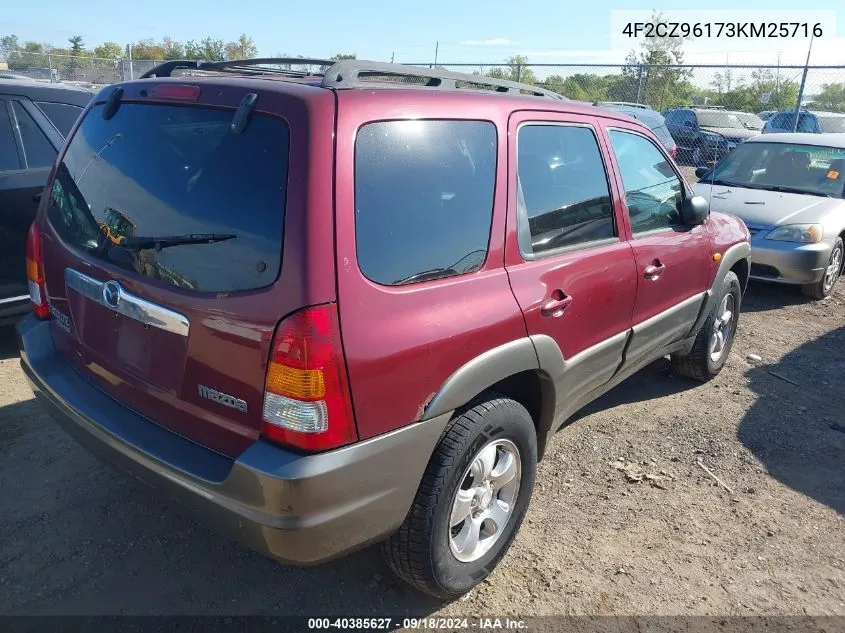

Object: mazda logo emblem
[102,280,121,309]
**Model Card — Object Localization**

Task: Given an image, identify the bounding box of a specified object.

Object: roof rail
[594,101,649,109]
[320,60,567,100]
[141,57,334,79]
[141,57,567,101]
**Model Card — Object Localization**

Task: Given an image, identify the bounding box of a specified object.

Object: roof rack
[321,60,566,100]
[141,58,334,79]
[141,57,567,101]
[594,101,649,109]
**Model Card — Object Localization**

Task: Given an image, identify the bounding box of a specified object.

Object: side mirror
[695,166,709,178]
[681,194,709,225]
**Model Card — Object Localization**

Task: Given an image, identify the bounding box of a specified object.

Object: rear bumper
[17,316,450,565]
[749,237,833,285]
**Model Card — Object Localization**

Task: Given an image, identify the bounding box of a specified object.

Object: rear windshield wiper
[118,233,236,251]
[394,268,458,285]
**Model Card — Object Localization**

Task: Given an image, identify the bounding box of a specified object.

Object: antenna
[793,33,815,132]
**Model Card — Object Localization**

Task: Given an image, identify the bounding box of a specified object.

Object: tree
[815,83,845,113]
[162,37,185,60]
[68,35,85,55]
[0,34,20,62]
[486,55,535,85]
[8,41,45,70]
[711,68,737,95]
[94,42,122,60]
[319,53,356,72]
[130,39,166,60]
[622,10,692,109]
[224,34,258,61]
[185,37,225,61]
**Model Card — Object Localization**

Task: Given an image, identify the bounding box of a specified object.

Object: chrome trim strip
[0,294,29,305]
[64,268,190,337]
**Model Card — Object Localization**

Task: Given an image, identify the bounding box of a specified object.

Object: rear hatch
[38,78,335,457]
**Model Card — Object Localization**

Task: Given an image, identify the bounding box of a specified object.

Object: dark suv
[663,106,760,166]
[0,79,92,324]
[17,58,751,598]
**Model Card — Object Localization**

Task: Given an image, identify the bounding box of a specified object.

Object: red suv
[17,58,751,598]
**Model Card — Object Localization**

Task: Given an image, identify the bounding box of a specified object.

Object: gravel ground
[0,280,843,619]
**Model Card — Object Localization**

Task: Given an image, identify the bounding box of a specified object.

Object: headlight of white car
[764,223,824,243]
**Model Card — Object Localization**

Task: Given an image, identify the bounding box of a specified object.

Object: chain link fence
[5,51,845,166]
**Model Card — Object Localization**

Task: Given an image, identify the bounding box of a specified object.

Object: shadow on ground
[741,281,815,314]
[738,326,845,515]
[568,357,700,424]
[0,397,445,616]
[0,326,19,361]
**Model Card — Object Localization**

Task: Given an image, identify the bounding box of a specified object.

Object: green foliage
[224,34,258,61]
[715,69,798,112]
[486,55,535,85]
[0,34,20,61]
[814,83,845,112]
[162,37,185,60]
[94,42,122,60]
[185,37,225,61]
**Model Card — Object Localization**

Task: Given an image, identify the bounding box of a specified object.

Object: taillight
[261,304,357,452]
[26,222,49,319]
[148,84,201,101]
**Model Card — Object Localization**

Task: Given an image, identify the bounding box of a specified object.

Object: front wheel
[383,395,537,598]
[802,238,843,300]
[671,271,741,381]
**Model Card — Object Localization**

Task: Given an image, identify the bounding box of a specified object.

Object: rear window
[354,120,496,286]
[650,123,675,150]
[46,102,289,293]
[36,101,84,137]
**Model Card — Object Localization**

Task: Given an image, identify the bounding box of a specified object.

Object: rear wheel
[802,238,843,300]
[383,395,537,598]
[671,271,741,381]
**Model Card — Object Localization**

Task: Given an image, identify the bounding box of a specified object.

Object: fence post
[635,64,644,103]
[516,63,522,83]
[47,53,54,82]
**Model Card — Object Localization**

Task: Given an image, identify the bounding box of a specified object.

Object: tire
[671,271,741,381]
[802,238,843,300]
[383,394,537,598]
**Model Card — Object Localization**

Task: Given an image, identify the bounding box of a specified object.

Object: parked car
[663,107,760,166]
[812,111,845,134]
[593,102,677,159]
[0,79,93,325]
[762,109,822,134]
[758,110,777,121]
[17,58,751,598]
[694,133,845,299]
[735,111,765,132]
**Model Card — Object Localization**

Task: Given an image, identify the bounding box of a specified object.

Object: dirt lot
[1,279,844,619]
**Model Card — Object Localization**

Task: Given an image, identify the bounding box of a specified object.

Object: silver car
[694,133,845,299]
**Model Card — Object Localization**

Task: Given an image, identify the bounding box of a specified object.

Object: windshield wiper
[118,233,236,251]
[701,178,740,187]
[765,186,832,198]
[394,268,458,285]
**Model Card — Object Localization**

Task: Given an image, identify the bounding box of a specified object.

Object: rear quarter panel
[334,91,528,440]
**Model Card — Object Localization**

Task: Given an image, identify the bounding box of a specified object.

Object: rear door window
[0,100,21,171]
[12,101,57,168]
[354,120,496,286]
[36,101,84,137]
[47,102,289,293]
[517,124,615,255]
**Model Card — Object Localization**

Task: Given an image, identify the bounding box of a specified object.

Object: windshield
[696,111,745,129]
[817,116,845,133]
[700,142,845,199]
[736,113,764,130]
[46,102,289,293]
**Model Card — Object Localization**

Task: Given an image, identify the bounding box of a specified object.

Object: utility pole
[433,41,438,68]
[390,52,394,63]
[793,34,814,132]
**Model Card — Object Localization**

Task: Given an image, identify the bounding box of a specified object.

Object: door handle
[644,261,666,279]
[540,293,573,317]
[33,192,42,203]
